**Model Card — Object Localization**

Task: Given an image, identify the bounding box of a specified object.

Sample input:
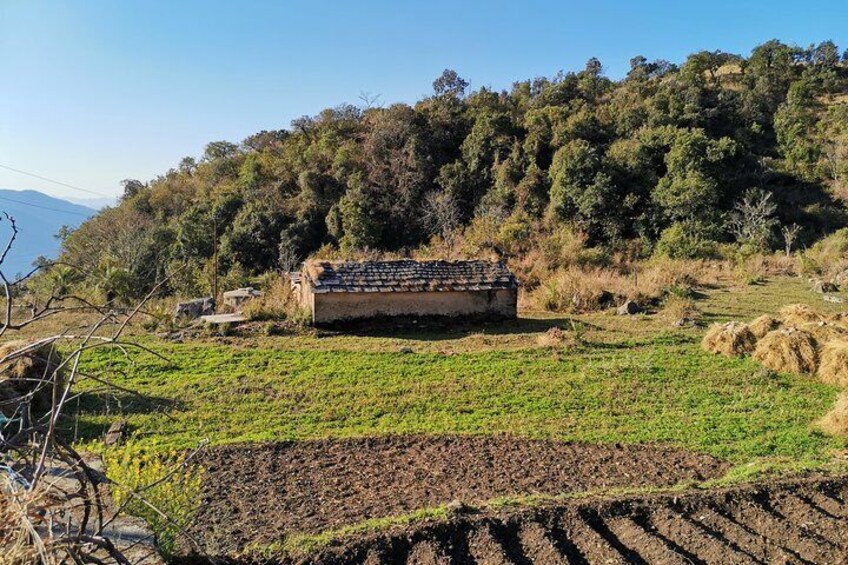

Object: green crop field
[74,276,848,481]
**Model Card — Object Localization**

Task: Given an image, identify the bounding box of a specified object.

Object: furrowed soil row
[280,476,848,565]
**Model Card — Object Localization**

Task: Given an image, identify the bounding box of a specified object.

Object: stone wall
[305,287,517,325]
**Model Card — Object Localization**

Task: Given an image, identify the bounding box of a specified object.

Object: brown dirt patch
[186,436,728,555]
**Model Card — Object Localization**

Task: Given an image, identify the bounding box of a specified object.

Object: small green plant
[106,442,205,559]
[142,302,175,332]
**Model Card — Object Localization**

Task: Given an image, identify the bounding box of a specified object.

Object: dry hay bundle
[779,304,824,327]
[801,321,848,344]
[816,393,848,436]
[0,340,63,417]
[702,322,756,357]
[749,314,781,340]
[0,472,53,562]
[817,339,848,387]
[829,312,848,330]
[752,328,818,374]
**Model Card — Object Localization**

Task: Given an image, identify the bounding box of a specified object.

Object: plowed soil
[186,436,728,555]
[290,475,848,564]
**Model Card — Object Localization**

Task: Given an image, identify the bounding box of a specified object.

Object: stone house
[297,259,518,325]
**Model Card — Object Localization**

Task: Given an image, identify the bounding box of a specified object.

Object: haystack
[829,312,848,330]
[749,314,781,340]
[752,328,818,374]
[816,393,848,436]
[0,340,63,416]
[801,321,848,344]
[817,339,848,387]
[779,304,824,327]
[702,322,757,357]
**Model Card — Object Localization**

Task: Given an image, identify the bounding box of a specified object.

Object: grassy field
[72,276,848,479]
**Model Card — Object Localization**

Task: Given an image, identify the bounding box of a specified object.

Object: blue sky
[1,0,846,202]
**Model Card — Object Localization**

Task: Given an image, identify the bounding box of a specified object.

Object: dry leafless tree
[0,213,207,564]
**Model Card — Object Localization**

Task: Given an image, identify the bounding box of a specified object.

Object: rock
[813,280,839,293]
[223,287,263,309]
[617,300,643,316]
[673,317,698,328]
[823,294,846,304]
[174,296,215,321]
[399,346,414,354]
[834,270,848,286]
[104,419,127,446]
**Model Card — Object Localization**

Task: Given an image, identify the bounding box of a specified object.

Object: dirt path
[186,436,728,554]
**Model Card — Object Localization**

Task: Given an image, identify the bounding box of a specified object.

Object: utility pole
[212,215,218,311]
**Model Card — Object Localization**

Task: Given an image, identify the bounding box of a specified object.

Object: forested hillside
[54,40,848,299]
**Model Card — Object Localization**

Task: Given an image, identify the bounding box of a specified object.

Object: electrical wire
[0,163,113,198]
[0,195,93,218]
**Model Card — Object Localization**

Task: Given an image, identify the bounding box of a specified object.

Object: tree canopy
[57,40,848,298]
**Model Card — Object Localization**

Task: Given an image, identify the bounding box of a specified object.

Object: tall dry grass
[0,475,51,564]
[529,258,715,313]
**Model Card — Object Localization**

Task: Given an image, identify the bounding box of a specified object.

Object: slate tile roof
[303,259,518,293]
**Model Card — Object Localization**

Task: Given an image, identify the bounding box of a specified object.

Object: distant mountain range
[0,189,96,276]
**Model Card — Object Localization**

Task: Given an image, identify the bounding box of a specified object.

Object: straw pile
[816,393,848,436]
[0,340,63,416]
[702,322,757,357]
[749,314,781,340]
[752,328,818,374]
[779,304,824,326]
[817,339,848,387]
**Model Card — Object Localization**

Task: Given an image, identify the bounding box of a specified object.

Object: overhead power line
[0,195,93,218]
[0,163,114,198]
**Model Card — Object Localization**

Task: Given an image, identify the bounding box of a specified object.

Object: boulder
[813,280,839,294]
[824,294,846,304]
[104,419,128,446]
[617,300,643,316]
[174,296,215,321]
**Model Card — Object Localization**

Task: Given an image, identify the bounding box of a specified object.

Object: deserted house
[297,259,518,325]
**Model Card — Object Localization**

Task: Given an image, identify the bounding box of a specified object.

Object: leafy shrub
[801,227,848,277]
[654,221,720,260]
[106,443,204,559]
[141,302,175,332]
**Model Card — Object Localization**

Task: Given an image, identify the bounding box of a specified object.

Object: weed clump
[817,339,848,387]
[242,276,308,324]
[752,328,818,374]
[816,393,848,436]
[702,322,756,357]
[537,324,585,351]
[106,442,204,559]
[749,314,781,340]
